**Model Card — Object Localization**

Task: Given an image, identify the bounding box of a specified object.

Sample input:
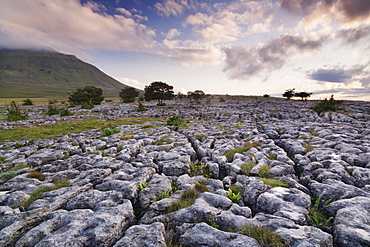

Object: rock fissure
[1,99,370,246]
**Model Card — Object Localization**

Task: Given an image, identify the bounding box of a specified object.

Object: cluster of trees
[282,89,312,100]
[68,83,315,108]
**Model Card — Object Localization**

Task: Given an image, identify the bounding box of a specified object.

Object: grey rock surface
[1,98,370,246]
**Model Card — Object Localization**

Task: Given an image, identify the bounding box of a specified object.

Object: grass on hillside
[0,117,159,142]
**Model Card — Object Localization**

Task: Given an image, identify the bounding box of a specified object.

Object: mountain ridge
[0,49,135,98]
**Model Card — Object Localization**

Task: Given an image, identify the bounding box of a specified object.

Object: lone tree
[282,88,295,100]
[119,87,139,103]
[187,90,205,100]
[295,92,312,101]
[144,81,174,105]
[68,86,104,105]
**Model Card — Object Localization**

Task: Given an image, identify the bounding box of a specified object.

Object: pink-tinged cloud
[0,0,157,55]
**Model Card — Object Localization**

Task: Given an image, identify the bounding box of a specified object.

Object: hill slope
[0,49,132,98]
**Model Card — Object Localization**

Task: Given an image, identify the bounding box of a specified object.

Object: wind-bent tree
[187,90,205,100]
[144,81,174,105]
[282,88,295,100]
[295,92,312,101]
[68,86,104,105]
[119,87,139,103]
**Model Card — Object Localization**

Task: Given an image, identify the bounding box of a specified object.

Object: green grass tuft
[259,178,292,188]
[259,165,271,178]
[28,170,46,181]
[224,142,261,162]
[238,225,287,247]
[20,178,71,209]
[100,128,120,137]
[240,162,256,175]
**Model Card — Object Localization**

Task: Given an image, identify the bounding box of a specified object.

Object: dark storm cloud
[280,0,318,14]
[308,63,370,86]
[337,0,370,22]
[281,0,370,22]
[222,34,326,80]
[309,68,351,82]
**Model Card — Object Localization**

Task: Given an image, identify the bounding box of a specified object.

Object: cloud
[154,0,198,17]
[0,0,156,55]
[287,0,370,30]
[163,28,181,39]
[280,0,318,15]
[337,25,370,44]
[183,0,276,43]
[161,39,223,66]
[222,33,327,80]
[308,63,370,86]
[308,68,351,83]
[118,77,144,88]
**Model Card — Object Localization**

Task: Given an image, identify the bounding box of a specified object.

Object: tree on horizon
[282,88,295,100]
[144,81,174,105]
[119,87,139,103]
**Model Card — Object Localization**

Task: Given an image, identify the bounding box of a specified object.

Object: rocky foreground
[0,98,370,247]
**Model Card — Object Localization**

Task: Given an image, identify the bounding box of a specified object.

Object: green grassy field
[0,117,159,142]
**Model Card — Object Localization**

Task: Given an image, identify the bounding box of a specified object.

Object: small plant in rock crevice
[260,178,292,188]
[167,181,209,213]
[19,178,71,209]
[227,188,241,204]
[166,114,185,129]
[309,195,334,227]
[27,170,46,181]
[100,128,120,137]
[241,162,255,175]
[189,162,212,178]
[137,182,148,191]
[224,141,261,163]
[238,225,287,247]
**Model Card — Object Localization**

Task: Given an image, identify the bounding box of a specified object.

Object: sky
[1,0,370,100]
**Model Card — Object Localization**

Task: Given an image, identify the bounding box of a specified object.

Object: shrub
[28,170,46,181]
[136,101,148,112]
[22,99,33,105]
[259,165,271,178]
[260,178,291,188]
[238,225,287,247]
[46,106,60,115]
[60,109,73,117]
[101,128,120,137]
[166,114,185,128]
[68,86,104,105]
[119,87,139,103]
[81,102,94,109]
[310,95,345,114]
[6,101,28,121]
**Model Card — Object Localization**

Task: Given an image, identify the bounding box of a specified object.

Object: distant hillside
[0,49,134,98]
